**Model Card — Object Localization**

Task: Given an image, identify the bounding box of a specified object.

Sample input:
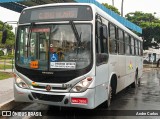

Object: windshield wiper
[27,22,35,57]
[69,21,81,47]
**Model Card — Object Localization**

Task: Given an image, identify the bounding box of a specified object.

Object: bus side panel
[116,55,126,93]
[108,55,118,79]
[108,55,118,92]
[94,64,109,107]
[94,82,108,108]
[125,56,136,87]
[136,56,143,78]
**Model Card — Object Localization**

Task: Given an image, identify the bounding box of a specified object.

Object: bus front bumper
[14,84,95,109]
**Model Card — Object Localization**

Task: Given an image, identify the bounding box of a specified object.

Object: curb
[0,99,14,111]
[143,68,160,71]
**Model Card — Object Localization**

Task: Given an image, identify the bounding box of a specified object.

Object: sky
[98,0,160,18]
[0,0,160,23]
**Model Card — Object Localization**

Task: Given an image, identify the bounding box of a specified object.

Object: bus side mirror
[1,29,7,44]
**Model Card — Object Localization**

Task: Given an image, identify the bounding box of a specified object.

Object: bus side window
[101,25,108,53]
[135,39,138,55]
[140,41,143,56]
[96,21,108,53]
[131,37,134,55]
[96,20,108,65]
[108,23,117,54]
[125,33,130,55]
[96,21,100,53]
[118,28,125,55]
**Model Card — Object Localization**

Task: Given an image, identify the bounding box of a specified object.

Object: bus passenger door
[94,19,109,106]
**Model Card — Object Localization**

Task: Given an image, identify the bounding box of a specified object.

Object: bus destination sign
[31,8,78,20]
[19,6,93,23]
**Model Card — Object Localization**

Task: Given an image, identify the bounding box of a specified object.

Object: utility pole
[121,0,124,17]
[112,0,114,6]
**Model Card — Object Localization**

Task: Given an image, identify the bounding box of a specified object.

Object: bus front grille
[31,92,65,102]
[27,75,75,83]
[32,85,67,90]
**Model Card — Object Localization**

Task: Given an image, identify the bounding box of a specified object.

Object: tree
[102,3,120,15]
[125,11,160,50]
[0,20,15,54]
[125,12,158,26]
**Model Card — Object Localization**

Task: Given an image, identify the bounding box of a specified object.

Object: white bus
[2,3,143,109]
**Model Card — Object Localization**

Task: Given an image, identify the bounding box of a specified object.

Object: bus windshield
[15,23,92,71]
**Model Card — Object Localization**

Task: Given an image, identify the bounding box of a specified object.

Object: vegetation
[0,72,13,80]
[102,3,120,15]
[102,3,160,50]
[0,54,14,59]
[0,20,15,54]
[0,64,13,69]
[8,60,14,64]
[0,50,4,56]
[125,12,160,50]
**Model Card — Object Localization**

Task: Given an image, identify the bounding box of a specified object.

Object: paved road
[0,78,14,104]
[3,69,160,119]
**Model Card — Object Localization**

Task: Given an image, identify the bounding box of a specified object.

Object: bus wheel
[131,70,139,88]
[106,86,112,107]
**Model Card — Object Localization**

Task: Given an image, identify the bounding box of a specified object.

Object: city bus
[2,3,143,109]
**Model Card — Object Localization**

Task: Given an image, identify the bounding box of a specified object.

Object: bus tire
[103,75,117,108]
[131,69,140,88]
[111,75,117,99]
[106,86,112,107]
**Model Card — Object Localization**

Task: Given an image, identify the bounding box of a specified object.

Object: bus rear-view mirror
[1,29,7,44]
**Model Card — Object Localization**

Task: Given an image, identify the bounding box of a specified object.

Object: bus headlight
[15,75,29,89]
[70,77,93,93]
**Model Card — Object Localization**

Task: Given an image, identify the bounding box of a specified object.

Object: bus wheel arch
[110,74,117,98]
[136,68,140,86]
[131,68,140,88]
[106,74,117,107]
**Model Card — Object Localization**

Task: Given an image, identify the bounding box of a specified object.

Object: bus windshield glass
[15,24,92,71]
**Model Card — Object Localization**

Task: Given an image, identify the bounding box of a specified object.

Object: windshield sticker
[30,60,39,69]
[50,62,76,69]
[50,53,58,62]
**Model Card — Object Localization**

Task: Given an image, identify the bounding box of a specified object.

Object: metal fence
[0,58,14,72]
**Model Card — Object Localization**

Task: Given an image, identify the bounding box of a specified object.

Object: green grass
[0,72,13,80]
[0,60,14,64]
[0,64,13,69]
[7,60,14,64]
[0,55,14,59]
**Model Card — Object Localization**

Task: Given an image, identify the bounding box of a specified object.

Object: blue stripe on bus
[75,0,142,34]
